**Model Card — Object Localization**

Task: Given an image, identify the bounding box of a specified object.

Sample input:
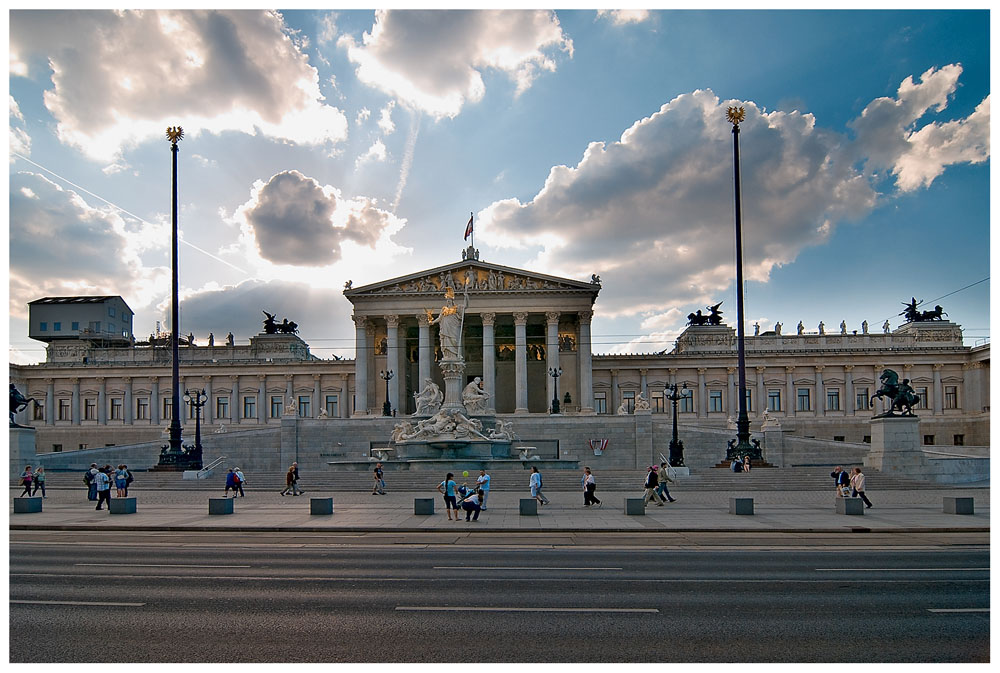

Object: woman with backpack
[233,467,246,497]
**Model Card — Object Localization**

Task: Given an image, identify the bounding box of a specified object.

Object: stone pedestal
[208,498,234,515]
[440,360,466,412]
[943,497,974,515]
[836,498,865,515]
[310,497,334,515]
[9,427,36,479]
[110,497,137,514]
[729,498,754,515]
[519,498,538,516]
[624,498,645,516]
[414,498,435,515]
[13,497,42,513]
[865,416,927,475]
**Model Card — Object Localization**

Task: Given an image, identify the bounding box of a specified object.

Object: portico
[344,249,601,416]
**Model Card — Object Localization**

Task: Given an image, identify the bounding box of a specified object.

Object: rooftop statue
[900,298,948,323]
[687,301,724,326]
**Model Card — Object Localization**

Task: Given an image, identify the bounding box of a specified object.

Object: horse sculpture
[870,369,920,417]
[10,384,38,427]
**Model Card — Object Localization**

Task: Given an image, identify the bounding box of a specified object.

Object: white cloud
[596,9,651,25]
[850,65,989,191]
[357,139,388,166]
[318,12,339,45]
[10,10,348,162]
[340,9,572,118]
[356,107,371,125]
[9,96,30,158]
[377,101,396,134]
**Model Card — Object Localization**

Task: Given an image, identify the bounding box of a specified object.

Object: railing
[197,455,226,479]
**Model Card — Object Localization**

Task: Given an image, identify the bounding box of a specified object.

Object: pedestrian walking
[31,465,46,497]
[85,463,99,501]
[460,488,483,521]
[280,464,303,496]
[114,464,129,498]
[95,466,112,510]
[291,462,304,494]
[656,462,677,502]
[437,472,461,521]
[224,469,237,497]
[476,469,491,510]
[529,466,549,506]
[122,464,133,497]
[643,465,665,506]
[18,465,33,497]
[372,462,385,495]
[851,467,873,509]
[831,466,851,497]
[582,466,601,507]
[233,467,246,497]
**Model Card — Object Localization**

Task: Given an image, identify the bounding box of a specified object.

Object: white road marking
[927,608,989,613]
[817,568,989,571]
[11,600,145,607]
[396,606,658,613]
[75,563,251,568]
[433,566,622,570]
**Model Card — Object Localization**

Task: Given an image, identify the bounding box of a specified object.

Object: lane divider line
[11,600,146,607]
[396,606,658,613]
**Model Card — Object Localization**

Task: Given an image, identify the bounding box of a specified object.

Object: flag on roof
[464,213,474,240]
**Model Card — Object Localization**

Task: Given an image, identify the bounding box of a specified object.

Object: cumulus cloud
[850,65,990,191]
[357,139,388,166]
[596,9,651,25]
[9,10,348,161]
[377,101,396,134]
[10,96,30,158]
[9,171,167,317]
[339,9,572,118]
[235,169,399,267]
[479,67,988,322]
[356,107,371,125]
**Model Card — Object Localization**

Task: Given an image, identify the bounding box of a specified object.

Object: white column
[815,366,825,415]
[97,377,106,425]
[545,311,560,408]
[340,374,350,418]
[933,364,943,415]
[786,366,796,416]
[124,377,133,425]
[514,312,529,414]
[385,314,400,414]
[353,315,369,416]
[578,311,594,413]
[417,313,431,389]
[697,368,707,418]
[640,368,649,402]
[481,313,496,413]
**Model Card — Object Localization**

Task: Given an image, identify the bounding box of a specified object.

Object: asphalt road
[9,532,989,663]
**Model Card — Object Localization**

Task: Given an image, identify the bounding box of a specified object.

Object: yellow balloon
[462,471,469,477]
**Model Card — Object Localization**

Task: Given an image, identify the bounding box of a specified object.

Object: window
[243,396,257,419]
[651,392,664,413]
[109,322,116,335]
[923,435,935,446]
[71,321,79,330]
[623,391,635,414]
[797,388,811,412]
[709,390,723,412]
[52,444,62,452]
[325,395,339,417]
[216,396,230,419]
[162,398,172,420]
[136,398,149,420]
[109,306,116,317]
[54,322,62,331]
[863,435,871,444]
[953,434,965,446]
[679,388,694,413]
[767,389,781,412]
[84,399,96,420]
[33,403,44,421]
[40,322,48,332]
[826,389,840,411]
[743,389,752,413]
[944,386,958,409]
[298,396,311,418]
[58,399,70,421]
[833,436,845,442]
[594,392,607,414]
[855,388,869,410]
[915,387,928,409]
[110,398,123,420]
[270,396,283,418]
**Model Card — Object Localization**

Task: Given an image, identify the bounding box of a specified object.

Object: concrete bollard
[208,498,234,515]
[624,498,645,516]
[310,497,334,515]
[109,497,137,515]
[519,498,538,516]
[729,498,754,515]
[943,497,974,515]
[414,498,434,515]
[836,498,864,515]
[13,497,42,514]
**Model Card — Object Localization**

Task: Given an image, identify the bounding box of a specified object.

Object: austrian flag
[464,213,474,240]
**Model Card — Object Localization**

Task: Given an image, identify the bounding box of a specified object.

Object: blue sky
[7,9,991,363]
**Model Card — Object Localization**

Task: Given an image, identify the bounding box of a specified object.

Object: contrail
[392,114,420,213]
[12,152,249,275]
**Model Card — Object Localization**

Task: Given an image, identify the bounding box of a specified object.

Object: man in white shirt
[94,467,111,511]
[476,470,491,510]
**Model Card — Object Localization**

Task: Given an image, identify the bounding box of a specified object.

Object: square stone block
[836,497,864,515]
[943,497,974,515]
[13,497,42,513]
[208,497,234,515]
[310,497,334,515]
[109,497,136,514]
[624,498,645,516]
[729,497,754,515]
[414,498,435,515]
[519,498,538,516]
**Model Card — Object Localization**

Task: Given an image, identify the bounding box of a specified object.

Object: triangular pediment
[344,258,600,300]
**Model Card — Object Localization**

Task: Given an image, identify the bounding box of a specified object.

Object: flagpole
[470,211,474,249]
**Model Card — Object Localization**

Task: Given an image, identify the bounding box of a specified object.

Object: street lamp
[666,382,687,466]
[160,125,185,468]
[182,388,207,467]
[380,370,394,416]
[726,106,759,461]
[548,367,563,414]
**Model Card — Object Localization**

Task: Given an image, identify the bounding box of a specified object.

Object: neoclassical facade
[9,251,990,454]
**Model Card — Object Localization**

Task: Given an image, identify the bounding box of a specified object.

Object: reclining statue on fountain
[393,408,489,442]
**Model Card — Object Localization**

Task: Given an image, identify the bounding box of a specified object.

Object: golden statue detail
[726,106,745,126]
[426,285,464,360]
[166,126,184,144]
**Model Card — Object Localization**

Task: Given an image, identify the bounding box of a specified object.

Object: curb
[9,525,991,534]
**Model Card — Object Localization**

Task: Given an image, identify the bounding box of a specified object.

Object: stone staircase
[29,466,934,492]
